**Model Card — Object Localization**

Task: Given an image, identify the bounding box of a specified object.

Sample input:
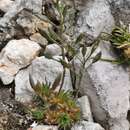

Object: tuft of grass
[101,25,130,64]
[57,113,72,129]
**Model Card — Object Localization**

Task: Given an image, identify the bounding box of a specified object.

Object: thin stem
[75,57,86,98]
[100,58,126,64]
[58,46,66,93]
[72,0,76,10]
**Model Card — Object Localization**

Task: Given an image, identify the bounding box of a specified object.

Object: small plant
[28,0,101,129]
[101,24,130,64]
[29,76,80,129]
[57,113,72,129]
[38,0,101,94]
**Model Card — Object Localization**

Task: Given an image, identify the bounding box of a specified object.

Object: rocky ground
[0,0,130,130]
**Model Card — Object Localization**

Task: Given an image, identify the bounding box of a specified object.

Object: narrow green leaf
[81,46,87,57]
[75,33,85,44]
[38,28,56,43]
[48,27,61,43]
[62,5,69,18]
[59,59,71,68]
[92,52,102,63]
[51,73,62,90]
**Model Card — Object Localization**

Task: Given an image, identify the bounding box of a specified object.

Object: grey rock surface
[30,56,72,91]
[0,0,43,27]
[76,0,114,38]
[15,9,52,36]
[15,56,73,103]
[71,121,104,130]
[30,33,48,47]
[0,39,41,85]
[0,0,14,12]
[44,44,62,56]
[15,68,34,103]
[73,42,130,130]
[77,96,93,122]
[74,0,130,129]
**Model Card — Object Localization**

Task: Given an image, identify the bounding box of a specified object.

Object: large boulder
[74,0,130,130]
[15,56,73,103]
[76,0,114,38]
[73,42,130,130]
[109,0,130,25]
[0,39,41,85]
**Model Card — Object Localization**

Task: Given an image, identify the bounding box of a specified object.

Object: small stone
[30,33,48,47]
[71,121,104,130]
[30,125,58,130]
[15,68,34,103]
[44,44,63,56]
[77,96,93,121]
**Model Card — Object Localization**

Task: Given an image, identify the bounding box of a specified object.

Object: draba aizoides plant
[28,0,101,129]
[29,75,80,129]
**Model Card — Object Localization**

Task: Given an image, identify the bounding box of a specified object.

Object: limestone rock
[73,42,130,130]
[71,121,104,130]
[30,33,48,47]
[15,0,43,14]
[15,68,34,103]
[109,0,130,25]
[30,56,72,91]
[76,0,114,38]
[31,125,58,130]
[74,0,130,129]
[0,39,41,85]
[0,0,43,27]
[44,44,62,56]
[15,56,72,103]
[16,9,52,36]
[0,0,14,12]
[77,96,93,121]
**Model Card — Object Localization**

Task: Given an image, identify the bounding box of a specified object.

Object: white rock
[73,42,130,130]
[15,56,73,103]
[44,44,62,56]
[30,56,72,91]
[31,125,58,130]
[0,39,41,85]
[76,0,114,38]
[0,0,43,27]
[77,96,93,121]
[15,0,43,13]
[75,0,130,129]
[0,0,14,12]
[108,118,130,130]
[71,121,104,130]
[15,68,34,103]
